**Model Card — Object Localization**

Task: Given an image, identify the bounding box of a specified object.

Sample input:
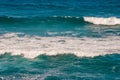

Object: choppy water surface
[0,0,120,80]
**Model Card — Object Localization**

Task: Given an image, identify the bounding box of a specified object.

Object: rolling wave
[0,16,84,24]
[1,16,120,26]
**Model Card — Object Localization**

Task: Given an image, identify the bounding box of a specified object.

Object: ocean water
[0,0,120,80]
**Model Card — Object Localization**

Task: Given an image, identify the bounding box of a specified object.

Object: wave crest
[84,17,120,25]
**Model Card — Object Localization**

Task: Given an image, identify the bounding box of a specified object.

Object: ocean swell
[0,16,84,24]
[1,16,120,26]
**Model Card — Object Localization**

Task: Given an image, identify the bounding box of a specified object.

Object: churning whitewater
[0,33,120,58]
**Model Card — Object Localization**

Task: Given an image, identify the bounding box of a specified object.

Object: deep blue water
[0,0,120,17]
[0,0,120,80]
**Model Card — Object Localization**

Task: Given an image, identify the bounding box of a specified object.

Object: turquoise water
[0,16,120,37]
[0,0,120,80]
[0,53,120,80]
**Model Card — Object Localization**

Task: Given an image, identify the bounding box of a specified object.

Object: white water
[0,33,120,58]
[84,17,120,25]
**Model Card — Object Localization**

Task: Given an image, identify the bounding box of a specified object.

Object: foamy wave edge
[0,33,120,58]
[84,17,120,25]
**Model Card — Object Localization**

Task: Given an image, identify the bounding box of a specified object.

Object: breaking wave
[84,17,120,25]
[0,33,120,58]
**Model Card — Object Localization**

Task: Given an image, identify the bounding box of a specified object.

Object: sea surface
[0,0,120,80]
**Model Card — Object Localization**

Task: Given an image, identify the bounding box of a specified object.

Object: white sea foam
[0,33,120,58]
[84,17,120,25]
